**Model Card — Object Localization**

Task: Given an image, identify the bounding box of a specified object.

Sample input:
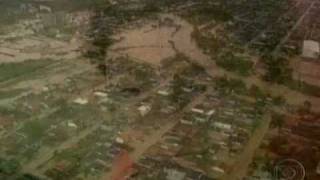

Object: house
[138,104,151,116]
[211,166,225,174]
[206,109,215,116]
[195,117,206,123]
[302,40,320,59]
[67,122,78,128]
[165,169,186,180]
[39,5,52,13]
[73,97,88,105]
[94,91,108,97]
[157,90,170,96]
[180,119,193,125]
[213,122,232,131]
[116,137,125,144]
[191,108,205,114]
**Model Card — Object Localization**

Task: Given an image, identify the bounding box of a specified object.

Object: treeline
[216,52,253,76]
[262,55,320,97]
[0,157,41,180]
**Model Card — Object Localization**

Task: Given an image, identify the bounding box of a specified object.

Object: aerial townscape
[0,0,320,180]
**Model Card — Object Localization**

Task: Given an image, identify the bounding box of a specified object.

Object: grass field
[0,59,53,83]
[0,89,25,100]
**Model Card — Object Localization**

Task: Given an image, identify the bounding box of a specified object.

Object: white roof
[115,137,124,144]
[67,122,78,128]
[73,98,88,105]
[212,166,225,174]
[138,105,151,116]
[207,109,216,116]
[180,119,193,125]
[302,40,320,59]
[157,90,170,96]
[165,169,186,180]
[214,122,232,130]
[94,91,108,97]
[191,108,205,114]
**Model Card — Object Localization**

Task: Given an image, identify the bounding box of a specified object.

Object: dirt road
[221,113,272,180]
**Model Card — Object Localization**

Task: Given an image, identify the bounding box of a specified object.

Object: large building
[302,40,320,59]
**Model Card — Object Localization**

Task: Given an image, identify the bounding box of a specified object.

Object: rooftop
[302,40,320,59]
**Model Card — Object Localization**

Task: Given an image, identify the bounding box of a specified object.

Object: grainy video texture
[0,0,319,180]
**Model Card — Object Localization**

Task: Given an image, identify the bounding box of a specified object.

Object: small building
[39,5,52,13]
[115,137,124,144]
[180,119,193,125]
[191,108,205,114]
[157,90,170,96]
[211,166,225,174]
[213,122,232,131]
[138,104,151,116]
[317,161,320,175]
[73,97,88,105]
[67,122,78,129]
[302,40,320,59]
[206,109,215,116]
[165,169,186,180]
[94,91,108,97]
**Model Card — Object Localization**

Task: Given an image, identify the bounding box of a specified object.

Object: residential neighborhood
[0,0,319,180]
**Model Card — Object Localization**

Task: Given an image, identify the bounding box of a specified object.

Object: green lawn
[0,89,25,100]
[0,59,53,83]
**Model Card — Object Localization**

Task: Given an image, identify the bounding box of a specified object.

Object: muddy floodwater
[110,14,209,66]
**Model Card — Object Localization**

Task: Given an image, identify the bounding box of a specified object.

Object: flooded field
[110,14,209,66]
[1,1,320,180]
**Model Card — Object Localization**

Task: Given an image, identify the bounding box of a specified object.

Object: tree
[299,100,312,114]
[249,84,265,99]
[216,52,253,76]
[270,112,285,134]
[85,8,113,77]
[304,100,312,111]
[0,158,20,175]
[22,120,47,142]
[171,74,188,108]
[16,174,41,180]
[272,95,286,106]
[263,56,292,84]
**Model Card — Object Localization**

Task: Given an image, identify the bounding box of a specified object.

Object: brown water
[109,14,209,66]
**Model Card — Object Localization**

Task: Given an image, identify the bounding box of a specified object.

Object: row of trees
[262,55,292,84]
[84,1,164,77]
[216,52,254,76]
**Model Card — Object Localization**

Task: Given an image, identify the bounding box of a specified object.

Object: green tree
[263,56,292,84]
[171,74,189,108]
[272,95,286,106]
[270,112,285,134]
[22,120,47,141]
[0,158,20,175]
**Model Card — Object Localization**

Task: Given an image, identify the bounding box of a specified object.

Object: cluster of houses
[128,87,263,179]
[45,123,125,179]
[20,3,52,14]
[132,156,213,180]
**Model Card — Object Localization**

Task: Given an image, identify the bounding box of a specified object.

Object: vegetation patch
[0,89,25,100]
[0,59,53,83]
[286,80,320,98]
[263,56,292,84]
[214,76,247,95]
[182,3,233,25]
[216,52,254,76]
